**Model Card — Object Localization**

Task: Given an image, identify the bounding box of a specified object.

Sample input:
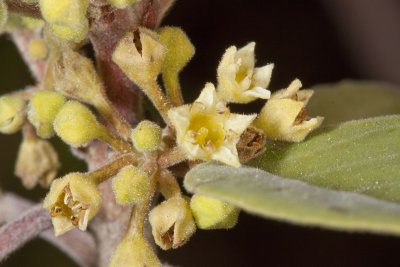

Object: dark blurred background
[2,0,400,266]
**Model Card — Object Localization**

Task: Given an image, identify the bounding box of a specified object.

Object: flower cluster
[0,1,323,266]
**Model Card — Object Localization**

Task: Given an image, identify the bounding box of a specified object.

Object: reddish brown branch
[0,204,51,261]
[4,0,42,19]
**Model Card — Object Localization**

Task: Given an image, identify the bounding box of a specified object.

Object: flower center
[188,114,225,149]
[50,185,90,230]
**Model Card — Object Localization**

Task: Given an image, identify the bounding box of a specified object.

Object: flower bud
[39,0,89,28]
[159,26,194,75]
[190,194,239,229]
[112,27,166,85]
[15,133,60,189]
[112,165,149,205]
[53,49,104,104]
[110,235,161,267]
[254,79,324,142]
[53,101,103,147]
[43,172,101,236]
[50,18,88,43]
[0,95,26,134]
[28,91,66,138]
[149,197,196,250]
[131,120,162,152]
[106,0,138,9]
[28,39,48,60]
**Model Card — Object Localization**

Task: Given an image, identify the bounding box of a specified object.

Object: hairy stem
[140,80,174,125]
[90,154,138,185]
[158,146,187,168]
[0,204,51,261]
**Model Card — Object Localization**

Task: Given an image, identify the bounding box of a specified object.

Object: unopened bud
[112,27,166,85]
[28,39,48,60]
[15,130,60,189]
[159,26,195,75]
[149,197,196,250]
[53,101,103,147]
[112,165,149,205]
[110,235,161,267]
[0,95,26,134]
[50,18,88,43]
[28,91,66,138]
[39,0,89,28]
[106,0,139,9]
[190,194,239,229]
[131,120,162,152]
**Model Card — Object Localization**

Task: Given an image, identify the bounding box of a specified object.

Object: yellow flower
[149,197,196,250]
[254,79,324,142]
[168,83,256,167]
[217,42,273,103]
[112,27,166,86]
[43,173,101,236]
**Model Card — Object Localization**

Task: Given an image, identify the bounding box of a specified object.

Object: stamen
[294,107,308,125]
[71,215,79,226]
[50,206,62,217]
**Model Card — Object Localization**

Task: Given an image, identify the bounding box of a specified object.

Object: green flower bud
[28,91,66,138]
[190,194,240,229]
[50,18,88,43]
[131,120,162,152]
[0,95,26,134]
[39,0,89,28]
[159,26,195,75]
[110,235,161,267]
[28,39,48,60]
[149,197,196,250]
[112,165,149,205]
[53,101,103,147]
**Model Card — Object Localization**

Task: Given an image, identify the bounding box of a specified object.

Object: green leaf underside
[308,80,400,125]
[250,115,400,203]
[184,162,400,236]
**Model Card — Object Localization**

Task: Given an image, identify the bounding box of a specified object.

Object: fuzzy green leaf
[308,80,400,125]
[250,115,400,203]
[184,161,400,235]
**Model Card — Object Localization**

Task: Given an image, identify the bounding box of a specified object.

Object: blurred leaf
[308,80,400,125]
[250,115,400,203]
[184,161,400,236]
